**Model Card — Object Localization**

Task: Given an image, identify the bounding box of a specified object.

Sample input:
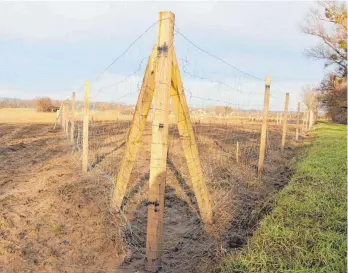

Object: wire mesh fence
[54,13,312,273]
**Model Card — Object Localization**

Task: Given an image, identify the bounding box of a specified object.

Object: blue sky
[0,1,326,111]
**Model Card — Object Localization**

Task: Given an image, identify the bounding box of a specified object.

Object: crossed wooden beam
[109,10,212,272]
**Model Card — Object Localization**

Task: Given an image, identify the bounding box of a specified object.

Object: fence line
[54,10,318,273]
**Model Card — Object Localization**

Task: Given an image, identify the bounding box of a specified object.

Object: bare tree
[35,97,54,112]
[301,1,347,77]
[302,85,320,129]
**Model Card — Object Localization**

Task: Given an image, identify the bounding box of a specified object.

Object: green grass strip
[221,122,347,273]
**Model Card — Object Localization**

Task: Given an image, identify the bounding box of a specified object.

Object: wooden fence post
[64,100,70,137]
[257,76,271,177]
[82,81,90,172]
[302,109,307,134]
[309,108,314,130]
[281,93,289,152]
[145,11,175,272]
[295,102,300,141]
[62,104,66,131]
[236,141,239,164]
[70,92,75,143]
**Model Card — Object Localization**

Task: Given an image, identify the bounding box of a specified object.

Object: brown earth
[0,120,303,273]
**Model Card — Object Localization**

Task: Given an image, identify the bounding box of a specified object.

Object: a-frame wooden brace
[111,47,212,222]
[111,11,212,272]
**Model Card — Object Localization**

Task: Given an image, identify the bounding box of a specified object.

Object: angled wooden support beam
[170,49,213,225]
[111,45,157,209]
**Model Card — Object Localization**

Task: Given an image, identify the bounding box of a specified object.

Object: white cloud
[0,1,316,46]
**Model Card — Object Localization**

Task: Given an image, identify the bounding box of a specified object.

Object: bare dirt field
[0,110,302,273]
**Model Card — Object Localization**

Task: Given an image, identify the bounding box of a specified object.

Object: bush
[35,97,54,112]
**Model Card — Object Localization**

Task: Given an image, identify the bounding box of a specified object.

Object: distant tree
[215,106,225,117]
[35,97,54,112]
[301,1,347,77]
[318,74,347,124]
[224,106,233,116]
[301,2,347,124]
[302,85,320,129]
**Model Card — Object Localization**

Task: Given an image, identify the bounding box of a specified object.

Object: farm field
[0,109,302,272]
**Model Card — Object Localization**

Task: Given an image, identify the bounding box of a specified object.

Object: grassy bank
[221,122,347,273]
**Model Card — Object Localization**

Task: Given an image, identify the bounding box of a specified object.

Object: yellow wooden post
[171,50,213,224]
[257,76,271,177]
[295,102,300,141]
[64,100,70,137]
[281,93,289,152]
[82,81,90,172]
[306,109,310,131]
[62,104,66,131]
[111,46,157,209]
[70,92,75,143]
[302,109,307,134]
[309,108,314,130]
[145,11,175,272]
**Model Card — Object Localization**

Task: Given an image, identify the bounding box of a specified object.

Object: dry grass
[0,108,56,124]
[0,108,301,273]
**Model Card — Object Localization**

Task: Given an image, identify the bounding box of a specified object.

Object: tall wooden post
[257,76,271,177]
[70,92,75,143]
[145,11,175,272]
[82,81,90,173]
[281,93,289,152]
[295,102,300,141]
[236,141,240,164]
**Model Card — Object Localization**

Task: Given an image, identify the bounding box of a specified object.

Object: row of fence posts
[55,77,316,273]
[57,79,315,179]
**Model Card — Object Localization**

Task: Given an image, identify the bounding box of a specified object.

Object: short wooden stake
[70,92,75,143]
[281,93,289,152]
[295,102,300,141]
[257,76,271,177]
[145,11,175,272]
[236,141,239,164]
[82,81,90,173]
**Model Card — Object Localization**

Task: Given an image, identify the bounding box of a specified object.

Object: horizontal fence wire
[54,17,313,273]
